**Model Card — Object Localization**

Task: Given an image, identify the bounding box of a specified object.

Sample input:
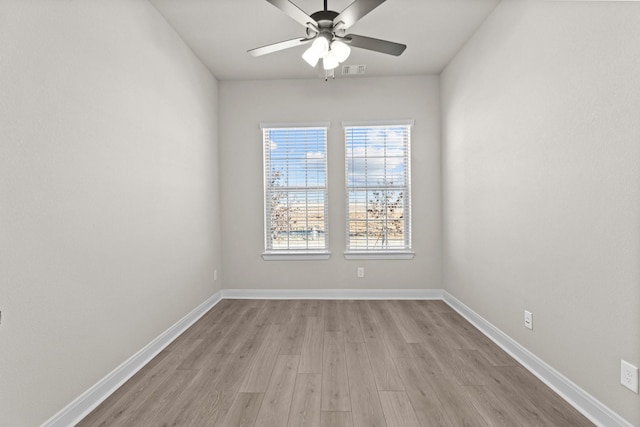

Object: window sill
[262,252,331,261]
[344,251,415,260]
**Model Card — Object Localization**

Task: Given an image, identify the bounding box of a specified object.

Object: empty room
[1,0,638,426]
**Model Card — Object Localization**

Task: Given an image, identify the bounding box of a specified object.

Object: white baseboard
[41,291,223,427]
[221,288,444,300]
[442,291,633,427]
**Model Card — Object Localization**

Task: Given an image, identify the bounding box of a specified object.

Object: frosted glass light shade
[323,51,339,70]
[310,36,329,57]
[302,46,320,67]
[330,40,351,62]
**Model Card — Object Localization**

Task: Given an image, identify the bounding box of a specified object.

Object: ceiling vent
[342,65,366,75]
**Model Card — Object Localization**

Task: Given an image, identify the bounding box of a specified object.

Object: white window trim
[262,123,331,260]
[262,252,331,261]
[261,122,331,130]
[342,119,414,127]
[343,251,415,260]
[344,120,413,257]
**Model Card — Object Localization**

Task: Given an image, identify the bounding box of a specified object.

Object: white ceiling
[149,0,500,81]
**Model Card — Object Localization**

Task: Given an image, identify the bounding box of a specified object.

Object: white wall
[441,1,640,424]
[0,1,221,425]
[219,76,441,290]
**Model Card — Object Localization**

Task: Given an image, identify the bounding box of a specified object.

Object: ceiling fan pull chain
[324,68,335,81]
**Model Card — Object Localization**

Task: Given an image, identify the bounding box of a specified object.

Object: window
[344,121,413,258]
[262,124,329,259]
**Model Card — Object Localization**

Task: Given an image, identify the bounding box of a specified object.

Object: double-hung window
[262,123,329,260]
[344,121,413,259]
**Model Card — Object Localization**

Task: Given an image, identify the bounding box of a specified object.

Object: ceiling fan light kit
[302,46,321,67]
[248,0,406,79]
[322,50,340,70]
[330,40,351,62]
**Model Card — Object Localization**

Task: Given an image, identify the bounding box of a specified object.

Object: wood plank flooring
[78,299,593,426]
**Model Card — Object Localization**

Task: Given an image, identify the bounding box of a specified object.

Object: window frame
[343,120,414,260]
[261,122,331,261]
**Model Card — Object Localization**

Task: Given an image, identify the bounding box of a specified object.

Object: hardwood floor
[78,299,593,426]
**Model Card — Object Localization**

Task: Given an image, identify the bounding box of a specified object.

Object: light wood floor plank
[431,310,477,350]
[495,366,592,426]
[234,304,272,357]
[338,300,365,343]
[379,391,420,427]
[187,352,254,426]
[394,357,454,427]
[131,369,198,427]
[322,331,351,411]
[159,353,236,427]
[176,305,247,370]
[78,341,201,426]
[171,299,239,343]
[344,341,387,427]
[239,323,287,392]
[367,300,414,358]
[280,314,307,355]
[298,299,322,317]
[288,373,322,427]
[385,300,425,343]
[211,306,262,354]
[324,300,342,332]
[453,349,501,386]
[321,411,354,427]
[438,311,517,366]
[461,385,525,427]
[402,343,489,426]
[356,300,383,342]
[365,338,405,391]
[404,300,440,340]
[221,392,264,427]
[299,316,324,373]
[427,373,490,426]
[255,355,300,427]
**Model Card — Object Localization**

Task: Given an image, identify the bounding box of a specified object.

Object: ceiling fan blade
[344,34,406,56]
[248,37,312,57]
[334,0,386,29]
[266,0,317,28]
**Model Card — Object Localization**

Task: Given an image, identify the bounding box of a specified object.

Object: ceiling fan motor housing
[310,10,342,39]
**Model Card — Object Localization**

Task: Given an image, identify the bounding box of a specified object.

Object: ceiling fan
[248,0,406,75]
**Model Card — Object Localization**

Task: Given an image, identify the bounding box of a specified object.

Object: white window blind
[263,125,329,254]
[345,122,412,253]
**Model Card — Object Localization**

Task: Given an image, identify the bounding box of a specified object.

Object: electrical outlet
[357,267,365,278]
[621,360,639,393]
[214,270,218,281]
[524,310,533,330]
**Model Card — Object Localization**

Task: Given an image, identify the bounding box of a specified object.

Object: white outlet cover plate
[524,310,533,330]
[621,360,639,393]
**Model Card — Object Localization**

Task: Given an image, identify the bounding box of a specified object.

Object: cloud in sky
[346,126,408,187]
[347,145,405,187]
[305,151,325,159]
[265,137,278,151]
